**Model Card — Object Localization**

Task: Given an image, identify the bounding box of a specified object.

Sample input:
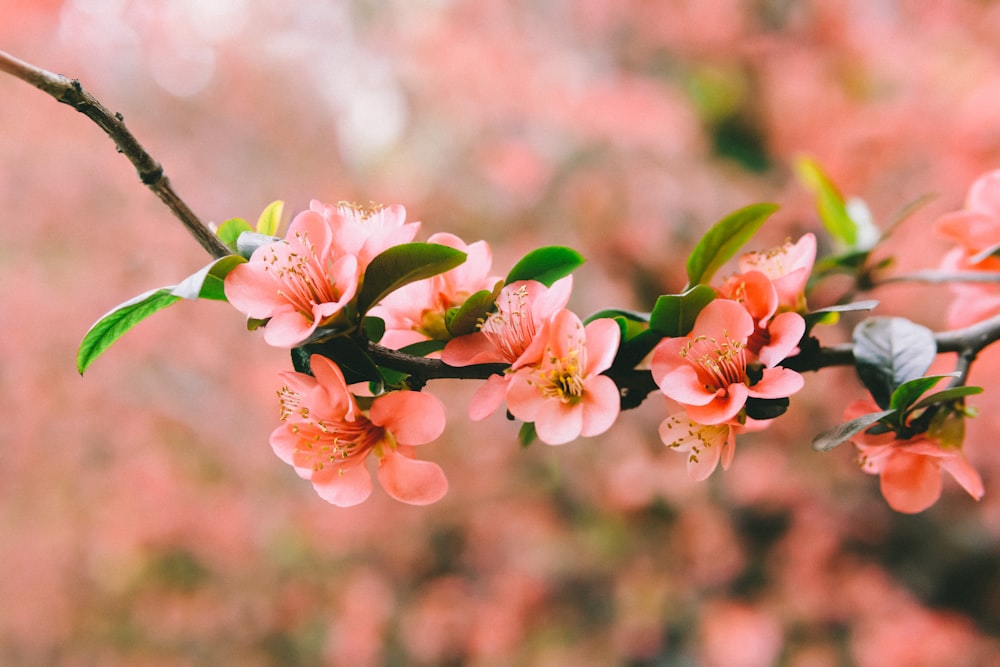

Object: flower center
[267,231,342,319]
[533,347,585,404]
[681,332,747,390]
[278,385,384,472]
[480,286,536,362]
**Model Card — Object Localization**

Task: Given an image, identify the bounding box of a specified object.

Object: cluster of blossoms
[215,190,989,513]
[653,237,812,480]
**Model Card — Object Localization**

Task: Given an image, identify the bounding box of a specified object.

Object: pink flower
[845,399,984,513]
[309,200,420,268]
[442,277,574,420]
[651,299,804,425]
[659,412,739,481]
[369,233,501,349]
[717,270,806,368]
[504,309,621,445]
[934,171,1000,327]
[738,233,816,311]
[224,209,359,348]
[934,169,1000,255]
[270,355,448,506]
[442,277,573,366]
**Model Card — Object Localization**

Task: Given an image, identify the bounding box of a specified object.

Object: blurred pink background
[2,1,1000,665]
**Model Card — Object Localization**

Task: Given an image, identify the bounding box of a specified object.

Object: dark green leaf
[172,255,247,301]
[585,308,650,325]
[853,317,937,409]
[77,288,181,374]
[292,337,384,391]
[505,246,585,286]
[649,285,716,337]
[685,202,779,286]
[363,316,385,343]
[611,328,663,371]
[812,409,895,452]
[399,340,447,357]
[909,385,983,412]
[889,374,958,413]
[745,396,789,421]
[795,157,857,247]
[356,243,467,316]
[216,218,252,252]
[446,281,503,336]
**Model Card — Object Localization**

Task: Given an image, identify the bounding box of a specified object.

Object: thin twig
[0,49,231,259]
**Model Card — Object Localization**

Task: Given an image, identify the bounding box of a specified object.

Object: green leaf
[505,246,585,286]
[292,337,384,391]
[77,288,181,374]
[795,156,857,247]
[853,317,937,409]
[518,422,537,448]
[585,308,650,325]
[803,299,879,330]
[909,385,983,412]
[446,281,504,337]
[399,340,447,357]
[649,285,716,337]
[256,200,285,236]
[685,202,779,287]
[744,396,789,421]
[356,243,467,316]
[216,218,252,252]
[363,316,385,343]
[811,409,895,452]
[172,255,247,301]
[889,374,958,413]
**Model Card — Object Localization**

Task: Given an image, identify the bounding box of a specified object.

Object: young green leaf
[77,288,181,374]
[356,243,467,316]
[505,246,585,286]
[853,317,937,409]
[446,281,504,337]
[216,218,252,252]
[795,156,857,247]
[255,200,285,236]
[812,409,895,452]
[685,202,779,287]
[649,285,716,337]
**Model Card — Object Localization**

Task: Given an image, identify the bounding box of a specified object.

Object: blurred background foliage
[1,1,999,664]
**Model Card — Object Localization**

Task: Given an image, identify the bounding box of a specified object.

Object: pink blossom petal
[269,425,303,469]
[533,400,583,445]
[263,310,318,348]
[966,169,1000,215]
[505,371,543,422]
[369,390,446,445]
[583,318,621,375]
[468,374,511,421]
[939,456,985,501]
[685,383,748,425]
[377,448,448,505]
[441,332,506,366]
[313,464,373,507]
[756,312,806,368]
[224,263,290,317]
[579,375,621,437]
[691,298,755,341]
[747,366,804,399]
[652,340,717,407]
[719,429,737,470]
[880,451,942,513]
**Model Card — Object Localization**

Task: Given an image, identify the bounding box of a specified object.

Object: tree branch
[0,49,231,259]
